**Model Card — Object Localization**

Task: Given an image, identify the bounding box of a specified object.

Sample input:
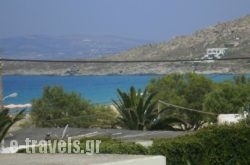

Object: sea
[2,74,247,105]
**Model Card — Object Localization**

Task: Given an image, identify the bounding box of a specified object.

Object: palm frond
[0,109,25,143]
[113,86,159,130]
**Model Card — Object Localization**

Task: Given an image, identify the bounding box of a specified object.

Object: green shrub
[99,140,148,154]
[150,125,250,165]
[18,125,250,164]
[79,137,148,154]
[150,136,204,165]
[195,125,250,165]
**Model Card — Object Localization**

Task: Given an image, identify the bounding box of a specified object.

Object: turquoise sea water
[3,74,246,105]
[3,75,159,105]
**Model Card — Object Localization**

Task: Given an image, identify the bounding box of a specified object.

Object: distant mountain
[105,15,250,61]
[3,15,250,75]
[0,35,147,60]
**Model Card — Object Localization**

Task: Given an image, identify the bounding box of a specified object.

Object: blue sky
[0,0,250,42]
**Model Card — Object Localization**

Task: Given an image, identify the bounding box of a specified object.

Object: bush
[18,125,250,164]
[150,136,204,164]
[31,86,116,128]
[31,86,94,127]
[78,137,148,154]
[99,140,148,154]
[195,125,250,165]
[150,125,250,165]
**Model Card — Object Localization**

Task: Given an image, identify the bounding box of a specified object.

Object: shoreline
[3,73,250,107]
[3,71,250,76]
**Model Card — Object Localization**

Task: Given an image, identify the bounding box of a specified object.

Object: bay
[3,75,159,105]
[2,74,245,105]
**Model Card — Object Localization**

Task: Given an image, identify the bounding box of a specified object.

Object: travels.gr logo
[9,138,101,154]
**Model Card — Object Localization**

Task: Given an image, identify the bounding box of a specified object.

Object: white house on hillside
[202,48,228,60]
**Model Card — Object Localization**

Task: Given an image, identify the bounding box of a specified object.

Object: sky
[0,0,250,42]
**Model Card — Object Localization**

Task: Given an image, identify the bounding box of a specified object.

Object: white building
[202,48,228,60]
[217,111,248,125]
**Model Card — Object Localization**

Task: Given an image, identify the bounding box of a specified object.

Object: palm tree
[0,108,24,147]
[113,86,158,130]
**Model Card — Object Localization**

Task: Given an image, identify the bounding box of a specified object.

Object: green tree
[239,97,250,125]
[113,86,159,130]
[31,86,94,127]
[203,75,250,114]
[147,73,214,130]
[233,74,250,84]
[148,73,213,109]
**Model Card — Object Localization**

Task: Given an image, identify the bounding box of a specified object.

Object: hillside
[100,14,250,74]
[107,15,250,61]
[2,15,250,75]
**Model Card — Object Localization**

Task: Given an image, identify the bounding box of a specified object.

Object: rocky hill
[2,15,250,75]
[101,14,250,74]
[107,15,250,61]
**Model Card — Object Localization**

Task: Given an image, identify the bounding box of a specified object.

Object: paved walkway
[4,128,189,147]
